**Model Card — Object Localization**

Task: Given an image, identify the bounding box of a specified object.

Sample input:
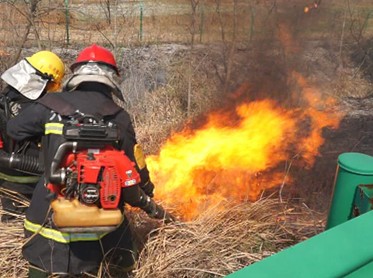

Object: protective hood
[1,59,48,100]
[63,63,123,100]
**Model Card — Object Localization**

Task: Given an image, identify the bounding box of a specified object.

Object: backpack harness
[37,95,141,233]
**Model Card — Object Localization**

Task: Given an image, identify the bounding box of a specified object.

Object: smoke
[145,1,344,220]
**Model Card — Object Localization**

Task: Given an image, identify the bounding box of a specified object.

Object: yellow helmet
[26,50,65,92]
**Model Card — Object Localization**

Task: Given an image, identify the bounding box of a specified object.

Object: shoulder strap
[100,100,122,117]
[37,94,76,116]
[37,93,122,117]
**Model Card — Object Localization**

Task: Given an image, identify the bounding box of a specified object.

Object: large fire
[146,74,342,220]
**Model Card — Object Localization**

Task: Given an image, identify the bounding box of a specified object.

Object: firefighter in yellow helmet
[0,50,65,222]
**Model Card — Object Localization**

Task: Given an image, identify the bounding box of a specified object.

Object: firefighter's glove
[141,195,175,223]
[141,180,154,198]
[150,203,176,223]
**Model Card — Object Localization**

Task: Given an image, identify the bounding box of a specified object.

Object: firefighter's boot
[28,265,48,278]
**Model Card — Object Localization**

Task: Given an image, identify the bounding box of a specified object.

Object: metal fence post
[139,2,143,41]
[64,0,70,45]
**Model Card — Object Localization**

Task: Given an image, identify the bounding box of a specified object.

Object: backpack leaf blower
[46,115,147,232]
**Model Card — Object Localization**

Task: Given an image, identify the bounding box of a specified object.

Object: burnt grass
[284,98,373,213]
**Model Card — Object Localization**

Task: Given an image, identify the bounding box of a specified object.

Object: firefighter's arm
[133,144,154,197]
[122,185,174,223]
[117,112,155,197]
[7,103,46,141]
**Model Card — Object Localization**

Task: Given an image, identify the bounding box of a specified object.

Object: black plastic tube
[0,150,43,175]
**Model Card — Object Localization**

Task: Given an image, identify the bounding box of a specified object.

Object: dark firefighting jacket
[6,84,153,274]
[0,86,40,206]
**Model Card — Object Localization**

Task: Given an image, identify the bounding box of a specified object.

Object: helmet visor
[1,59,49,100]
[72,62,119,80]
[64,62,123,100]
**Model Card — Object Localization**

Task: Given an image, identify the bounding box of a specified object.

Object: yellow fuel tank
[51,198,123,232]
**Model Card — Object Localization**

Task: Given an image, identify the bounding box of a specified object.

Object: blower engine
[47,115,141,233]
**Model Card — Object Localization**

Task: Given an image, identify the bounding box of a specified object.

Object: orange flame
[291,72,342,166]
[147,79,342,220]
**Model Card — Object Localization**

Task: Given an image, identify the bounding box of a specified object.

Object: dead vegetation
[133,198,324,278]
[0,197,324,278]
[0,218,27,277]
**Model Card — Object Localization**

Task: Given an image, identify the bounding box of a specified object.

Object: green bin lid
[338,152,373,175]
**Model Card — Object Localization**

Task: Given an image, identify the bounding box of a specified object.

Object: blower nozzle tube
[0,150,43,175]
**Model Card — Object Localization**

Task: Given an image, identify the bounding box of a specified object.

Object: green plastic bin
[326,152,373,230]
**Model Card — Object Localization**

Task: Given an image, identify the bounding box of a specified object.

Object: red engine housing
[48,146,141,209]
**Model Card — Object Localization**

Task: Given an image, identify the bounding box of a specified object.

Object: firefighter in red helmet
[7,44,168,277]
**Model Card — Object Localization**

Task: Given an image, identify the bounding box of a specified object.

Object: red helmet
[71,44,119,75]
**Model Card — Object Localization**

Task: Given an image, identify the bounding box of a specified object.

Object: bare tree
[187,0,201,117]
[3,0,42,63]
[188,0,200,46]
[214,0,239,94]
[100,0,112,25]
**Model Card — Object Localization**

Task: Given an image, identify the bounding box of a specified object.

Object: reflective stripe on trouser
[24,219,108,243]
[0,171,39,183]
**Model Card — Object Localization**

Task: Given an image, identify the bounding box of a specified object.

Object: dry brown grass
[333,67,373,98]
[0,196,324,277]
[132,198,324,277]
[0,216,27,277]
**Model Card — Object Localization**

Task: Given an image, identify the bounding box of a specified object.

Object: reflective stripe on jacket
[45,123,64,135]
